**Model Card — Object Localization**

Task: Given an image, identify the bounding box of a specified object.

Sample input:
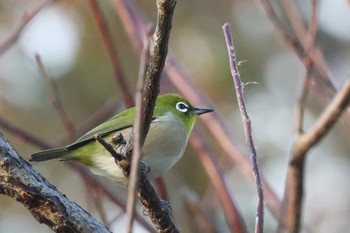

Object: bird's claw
[139,161,151,174]
[112,133,127,145]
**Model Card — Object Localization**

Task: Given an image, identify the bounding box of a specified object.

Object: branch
[126,41,149,233]
[88,0,134,108]
[190,131,248,233]
[184,194,220,233]
[0,0,54,55]
[296,78,350,159]
[281,78,350,233]
[0,132,111,233]
[222,23,264,233]
[35,54,75,141]
[0,116,53,149]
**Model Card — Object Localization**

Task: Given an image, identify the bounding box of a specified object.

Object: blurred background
[0,0,350,232]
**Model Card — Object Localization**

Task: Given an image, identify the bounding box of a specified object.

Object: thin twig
[0,116,53,149]
[190,130,248,233]
[126,42,149,233]
[184,194,221,233]
[304,0,319,52]
[222,23,264,233]
[295,68,313,134]
[94,134,126,162]
[88,0,134,108]
[0,0,54,55]
[35,54,75,141]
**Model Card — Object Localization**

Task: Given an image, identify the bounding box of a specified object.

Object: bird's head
[155,94,214,135]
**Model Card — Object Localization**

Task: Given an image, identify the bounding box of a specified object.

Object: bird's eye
[176,102,188,113]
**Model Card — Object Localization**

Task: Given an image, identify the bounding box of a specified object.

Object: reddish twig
[126,41,149,233]
[154,177,169,201]
[88,0,134,108]
[190,130,248,233]
[0,0,54,55]
[0,116,54,149]
[295,68,314,134]
[222,23,264,233]
[304,0,319,52]
[35,54,75,141]
[184,194,221,233]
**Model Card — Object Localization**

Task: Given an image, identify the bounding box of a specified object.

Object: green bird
[29,94,213,184]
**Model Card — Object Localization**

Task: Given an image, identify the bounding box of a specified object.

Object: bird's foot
[160,200,172,214]
[139,161,151,174]
[111,133,127,145]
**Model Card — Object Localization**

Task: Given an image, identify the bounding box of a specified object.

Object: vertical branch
[35,54,75,141]
[294,68,313,134]
[126,42,149,233]
[88,0,134,108]
[222,23,264,233]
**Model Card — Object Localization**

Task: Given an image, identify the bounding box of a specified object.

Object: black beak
[193,108,214,115]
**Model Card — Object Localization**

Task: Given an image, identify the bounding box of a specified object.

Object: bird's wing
[66,107,159,150]
[67,107,136,150]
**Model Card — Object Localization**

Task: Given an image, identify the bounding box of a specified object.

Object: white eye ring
[176,102,189,113]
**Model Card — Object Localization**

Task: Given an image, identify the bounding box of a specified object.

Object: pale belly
[90,113,188,184]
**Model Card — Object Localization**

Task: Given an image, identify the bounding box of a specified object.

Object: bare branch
[222,23,264,233]
[184,194,221,233]
[0,116,53,149]
[126,42,149,233]
[190,131,248,233]
[295,68,313,134]
[297,78,350,158]
[0,132,111,233]
[35,54,75,141]
[0,0,54,55]
[88,0,134,108]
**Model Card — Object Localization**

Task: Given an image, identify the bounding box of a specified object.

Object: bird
[29,94,213,185]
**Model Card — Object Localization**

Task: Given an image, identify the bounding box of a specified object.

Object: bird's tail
[29,147,68,162]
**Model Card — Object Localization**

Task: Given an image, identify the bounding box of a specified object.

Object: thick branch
[0,132,111,233]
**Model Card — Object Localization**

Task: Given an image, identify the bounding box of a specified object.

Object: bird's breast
[142,112,188,178]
